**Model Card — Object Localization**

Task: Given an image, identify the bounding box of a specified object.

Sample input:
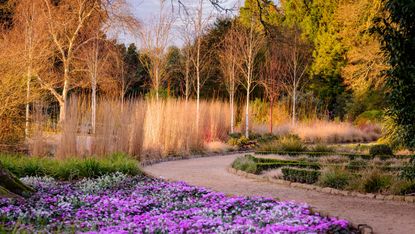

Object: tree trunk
[270,97,273,134]
[91,83,97,134]
[292,87,296,126]
[230,92,234,134]
[245,87,250,138]
[0,163,34,198]
[196,40,201,130]
[25,69,31,140]
[185,53,190,102]
[59,72,70,123]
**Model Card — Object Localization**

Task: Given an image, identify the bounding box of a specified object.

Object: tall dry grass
[293,121,381,143]
[253,120,381,143]
[31,97,230,160]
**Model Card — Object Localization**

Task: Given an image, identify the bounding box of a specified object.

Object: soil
[144,153,415,234]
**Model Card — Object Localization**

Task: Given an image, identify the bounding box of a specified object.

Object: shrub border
[227,167,415,204]
[256,151,415,159]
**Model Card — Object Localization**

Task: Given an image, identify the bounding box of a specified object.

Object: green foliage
[282,0,349,118]
[362,170,392,193]
[319,168,351,189]
[256,150,375,160]
[282,167,321,184]
[354,110,383,125]
[256,160,320,171]
[372,0,415,149]
[0,153,141,180]
[400,158,415,181]
[228,136,249,147]
[232,155,320,174]
[347,92,386,122]
[231,155,257,174]
[250,99,268,124]
[118,43,150,97]
[239,0,280,30]
[369,144,393,157]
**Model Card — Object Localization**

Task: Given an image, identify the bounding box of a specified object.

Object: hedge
[256,151,415,160]
[256,161,321,172]
[282,167,321,184]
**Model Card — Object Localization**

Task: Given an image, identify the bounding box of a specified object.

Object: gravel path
[144,153,415,234]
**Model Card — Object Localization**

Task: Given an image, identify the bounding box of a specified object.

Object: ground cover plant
[0,174,352,233]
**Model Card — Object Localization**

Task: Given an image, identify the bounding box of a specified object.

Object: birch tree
[13,0,48,139]
[235,19,264,138]
[138,0,174,100]
[179,18,194,101]
[36,0,103,123]
[80,2,139,133]
[218,24,239,134]
[180,0,213,126]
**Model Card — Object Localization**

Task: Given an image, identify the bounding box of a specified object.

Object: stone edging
[227,167,415,204]
[140,150,253,167]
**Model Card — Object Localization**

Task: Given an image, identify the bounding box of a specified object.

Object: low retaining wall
[227,167,415,204]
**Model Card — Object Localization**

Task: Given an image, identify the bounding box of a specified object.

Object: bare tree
[235,20,264,138]
[281,29,310,125]
[180,0,214,126]
[35,0,138,125]
[178,17,194,101]
[139,0,174,100]
[260,42,286,133]
[80,2,139,133]
[35,0,101,123]
[218,24,239,134]
[0,18,39,145]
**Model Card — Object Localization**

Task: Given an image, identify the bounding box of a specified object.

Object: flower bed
[0,174,351,233]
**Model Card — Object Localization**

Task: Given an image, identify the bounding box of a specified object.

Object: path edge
[227,167,415,204]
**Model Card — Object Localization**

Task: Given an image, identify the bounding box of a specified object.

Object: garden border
[140,150,254,167]
[227,167,415,204]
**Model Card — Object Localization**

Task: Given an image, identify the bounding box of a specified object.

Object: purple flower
[0,175,351,233]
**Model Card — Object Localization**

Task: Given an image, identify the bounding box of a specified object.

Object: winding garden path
[144,153,415,234]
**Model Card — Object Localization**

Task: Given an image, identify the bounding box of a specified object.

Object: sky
[117,0,241,47]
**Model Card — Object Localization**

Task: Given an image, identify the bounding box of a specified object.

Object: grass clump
[361,170,392,193]
[231,155,258,174]
[319,167,351,189]
[311,144,334,153]
[258,135,306,152]
[278,135,307,152]
[390,179,415,195]
[282,167,320,184]
[0,153,141,180]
